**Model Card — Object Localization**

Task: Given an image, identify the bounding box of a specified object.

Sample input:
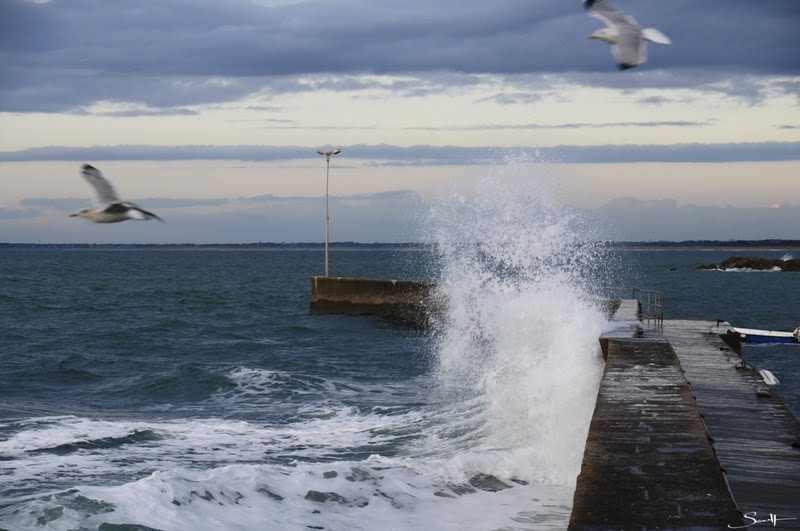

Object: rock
[695,257,800,271]
[695,263,718,270]
[696,256,800,271]
[718,256,800,271]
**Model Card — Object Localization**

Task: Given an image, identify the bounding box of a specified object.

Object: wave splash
[425,162,608,485]
[0,158,612,531]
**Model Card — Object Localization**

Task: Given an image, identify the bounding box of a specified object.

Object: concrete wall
[310,276,621,329]
[309,276,440,328]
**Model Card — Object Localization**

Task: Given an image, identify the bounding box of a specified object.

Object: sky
[1,0,799,243]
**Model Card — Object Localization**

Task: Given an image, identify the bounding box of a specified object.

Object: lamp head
[316,148,341,158]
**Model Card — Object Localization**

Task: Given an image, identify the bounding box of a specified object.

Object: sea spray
[0,163,615,530]
[425,161,609,485]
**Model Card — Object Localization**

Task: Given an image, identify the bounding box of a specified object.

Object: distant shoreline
[1,240,799,251]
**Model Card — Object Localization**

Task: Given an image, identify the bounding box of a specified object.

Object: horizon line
[2,240,800,248]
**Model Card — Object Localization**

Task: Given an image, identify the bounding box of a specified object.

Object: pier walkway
[662,319,800,525]
[570,306,800,530]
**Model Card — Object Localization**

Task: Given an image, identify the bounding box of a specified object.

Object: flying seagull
[71,164,164,223]
[584,0,671,70]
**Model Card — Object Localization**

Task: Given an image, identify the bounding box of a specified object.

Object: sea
[1,175,799,531]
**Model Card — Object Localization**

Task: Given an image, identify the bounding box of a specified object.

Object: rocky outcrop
[695,256,800,271]
[696,263,718,270]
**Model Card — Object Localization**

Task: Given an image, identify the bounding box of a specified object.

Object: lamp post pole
[316,148,340,277]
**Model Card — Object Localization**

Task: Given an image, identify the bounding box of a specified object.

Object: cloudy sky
[1,0,798,243]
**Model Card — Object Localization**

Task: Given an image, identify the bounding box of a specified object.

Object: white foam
[1,157,612,531]
[0,404,435,493]
[5,459,573,531]
[714,267,782,273]
[425,163,608,485]
[211,367,423,414]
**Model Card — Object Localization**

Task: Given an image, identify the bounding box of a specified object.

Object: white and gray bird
[584,0,671,70]
[70,164,164,223]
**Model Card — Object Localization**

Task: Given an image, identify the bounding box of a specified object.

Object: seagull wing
[611,33,647,70]
[584,0,638,30]
[80,164,120,205]
[642,27,671,45]
[613,26,646,68]
[103,203,131,214]
[104,202,165,222]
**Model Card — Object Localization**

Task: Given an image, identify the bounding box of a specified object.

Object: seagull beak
[587,34,597,40]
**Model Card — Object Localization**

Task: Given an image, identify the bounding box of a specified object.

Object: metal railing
[633,288,663,328]
[597,287,664,328]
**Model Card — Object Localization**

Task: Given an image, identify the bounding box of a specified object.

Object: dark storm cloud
[1,142,798,164]
[1,0,798,112]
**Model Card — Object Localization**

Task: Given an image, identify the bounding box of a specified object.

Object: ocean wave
[2,459,573,531]
[425,166,608,485]
[28,429,163,456]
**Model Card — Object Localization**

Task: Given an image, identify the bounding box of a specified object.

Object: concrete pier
[309,276,438,327]
[662,320,800,524]
[310,276,620,327]
[309,280,800,526]
[569,303,800,529]
[569,337,742,529]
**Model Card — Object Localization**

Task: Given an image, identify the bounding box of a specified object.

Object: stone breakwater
[696,256,800,271]
[309,276,440,328]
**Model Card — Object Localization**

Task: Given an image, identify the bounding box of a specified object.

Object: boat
[758,369,780,386]
[728,326,800,345]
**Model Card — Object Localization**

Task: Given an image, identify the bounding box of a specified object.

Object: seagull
[70,164,164,223]
[584,0,671,70]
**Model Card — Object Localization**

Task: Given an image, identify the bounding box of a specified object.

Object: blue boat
[729,326,799,344]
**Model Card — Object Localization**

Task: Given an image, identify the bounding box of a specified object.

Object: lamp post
[316,148,341,277]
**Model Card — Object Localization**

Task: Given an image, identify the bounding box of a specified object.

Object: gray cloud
[19,198,90,210]
[1,142,798,164]
[404,120,712,131]
[18,197,231,213]
[476,92,549,106]
[546,142,800,164]
[96,108,199,117]
[1,0,797,112]
[636,95,697,106]
[0,207,40,220]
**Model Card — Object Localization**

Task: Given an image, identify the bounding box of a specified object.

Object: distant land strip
[1,240,799,250]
